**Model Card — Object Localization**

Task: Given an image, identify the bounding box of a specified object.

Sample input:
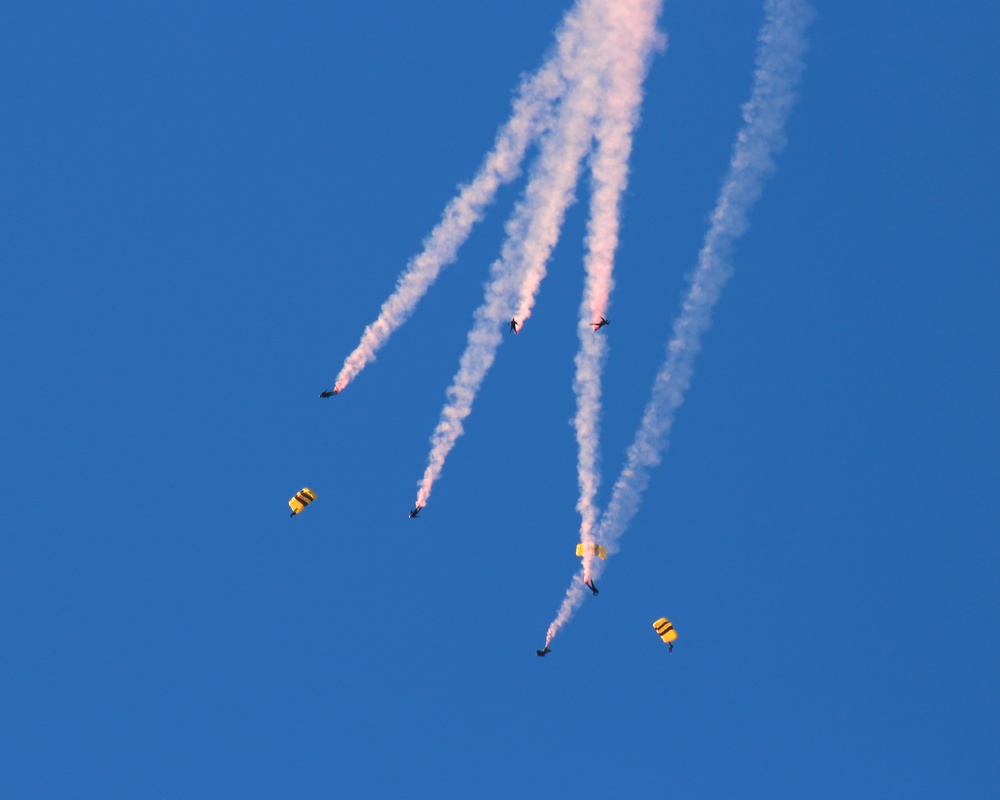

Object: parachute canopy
[576,543,607,560]
[289,487,317,516]
[653,617,677,644]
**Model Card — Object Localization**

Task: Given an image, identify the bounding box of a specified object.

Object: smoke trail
[546,0,813,646]
[511,0,661,328]
[573,0,664,583]
[414,1,613,509]
[329,15,581,395]
[415,0,665,509]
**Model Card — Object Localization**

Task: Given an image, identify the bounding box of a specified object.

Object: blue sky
[2,1,998,797]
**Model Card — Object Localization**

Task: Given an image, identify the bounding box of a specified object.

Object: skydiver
[585,579,599,596]
[319,388,339,398]
[509,317,519,334]
[408,505,423,519]
[591,317,610,331]
[536,647,551,657]
[668,642,674,653]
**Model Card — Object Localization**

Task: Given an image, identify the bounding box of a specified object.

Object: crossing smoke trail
[329,65,559,394]
[415,0,664,511]
[574,1,664,583]
[415,2,609,510]
[330,0,620,395]
[546,0,813,646]
[510,2,662,329]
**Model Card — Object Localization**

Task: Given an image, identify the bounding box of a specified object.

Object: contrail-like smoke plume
[574,0,664,583]
[415,2,613,509]
[415,0,664,510]
[546,0,813,646]
[512,0,663,328]
[328,20,575,395]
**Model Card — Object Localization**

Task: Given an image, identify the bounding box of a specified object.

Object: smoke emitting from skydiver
[322,0,812,653]
[545,0,814,647]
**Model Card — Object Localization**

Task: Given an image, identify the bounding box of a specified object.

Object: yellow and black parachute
[288,487,317,517]
[576,543,607,559]
[653,617,677,645]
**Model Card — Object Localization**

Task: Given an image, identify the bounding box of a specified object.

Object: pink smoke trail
[415,57,603,508]
[414,0,630,509]
[328,29,570,395]
[511,0,661,329]
[573,0,665,583]
[546,0,813,646]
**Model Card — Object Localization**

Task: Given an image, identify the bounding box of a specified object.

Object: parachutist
[653,618,677,649]
[289,488,317,517]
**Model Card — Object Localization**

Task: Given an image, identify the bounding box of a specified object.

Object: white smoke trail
[511,0,661,328]
[415,0,615,509]
[414,0,667,509]
[546,0,813,646]
[574,0,664,583]
[329,17,576,394]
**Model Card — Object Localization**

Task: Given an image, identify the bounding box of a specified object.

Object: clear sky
[2,2,998,797]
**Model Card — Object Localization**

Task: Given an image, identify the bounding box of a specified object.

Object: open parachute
[576,543,607,559]
[652,617,677,645]
[288,487,317,517]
